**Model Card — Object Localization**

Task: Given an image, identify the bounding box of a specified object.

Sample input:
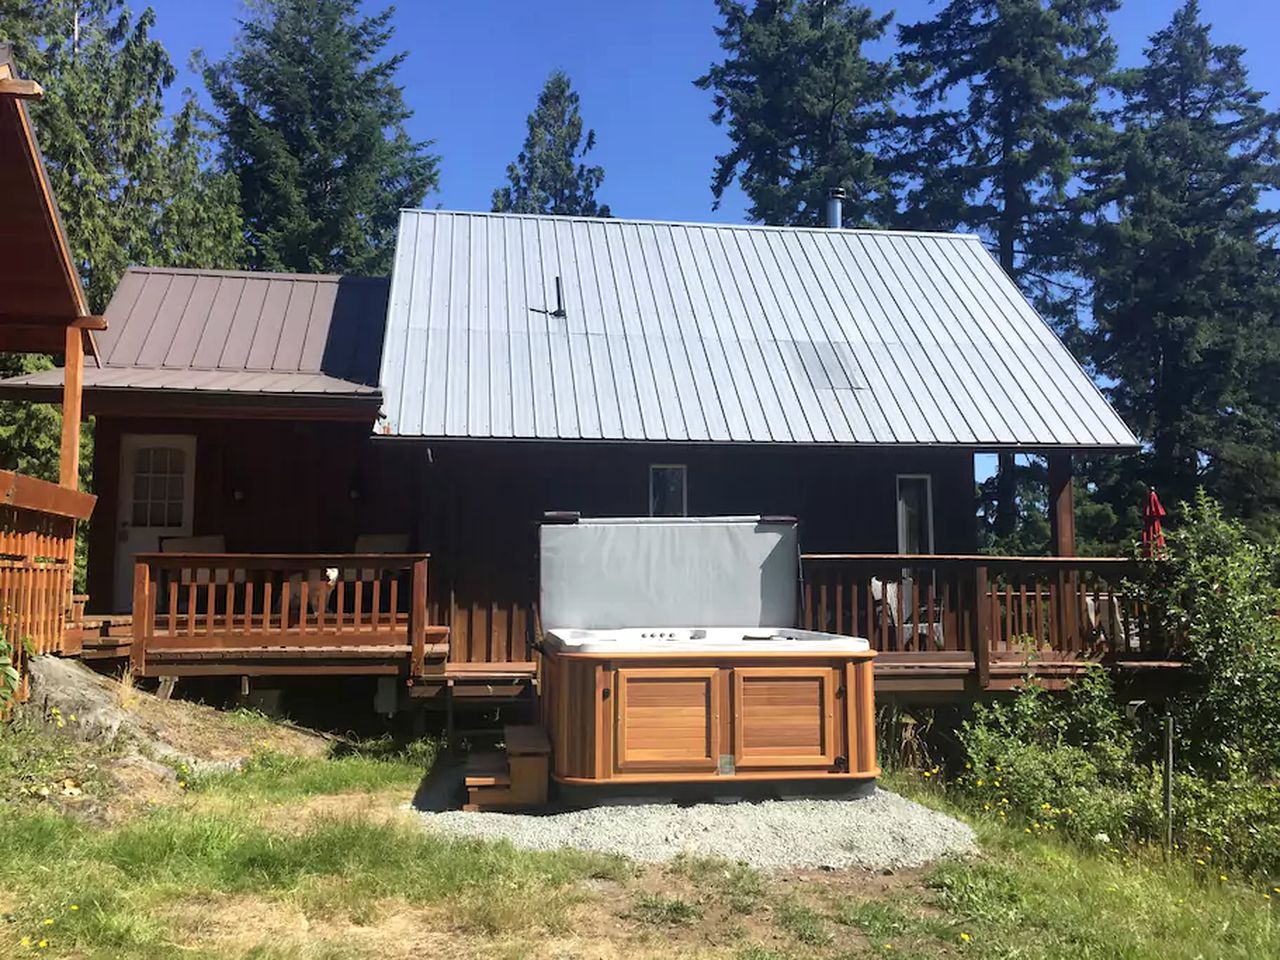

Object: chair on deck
[871,575,944,651]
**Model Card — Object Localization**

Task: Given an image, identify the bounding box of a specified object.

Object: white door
[114,434,197,611]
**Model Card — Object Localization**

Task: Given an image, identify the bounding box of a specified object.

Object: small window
[131,446,189,530]
[649,464,688,517]
[896,475,934,555]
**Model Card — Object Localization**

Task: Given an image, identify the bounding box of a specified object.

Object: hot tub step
[462,727,551,811]
[463,751,510,788]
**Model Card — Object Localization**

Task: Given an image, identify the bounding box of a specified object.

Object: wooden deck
[68,551,1182,695]
[801,554,1181,692]
[127,553,444,679]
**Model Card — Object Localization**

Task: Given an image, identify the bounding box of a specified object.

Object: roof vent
[826,187,846,229]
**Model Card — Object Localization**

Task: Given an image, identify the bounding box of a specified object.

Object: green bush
[953,668,1280,880]
[1133,491,1280,776]
[954,668,1160,844]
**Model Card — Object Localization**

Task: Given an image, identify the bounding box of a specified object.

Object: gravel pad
[415,789,975,871]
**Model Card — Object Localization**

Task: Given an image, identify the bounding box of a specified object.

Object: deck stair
[463,724,551,811]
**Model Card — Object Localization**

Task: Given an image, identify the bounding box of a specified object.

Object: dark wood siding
[89,419,978,662]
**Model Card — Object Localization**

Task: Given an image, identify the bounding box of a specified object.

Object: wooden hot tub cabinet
[542,649,879,787]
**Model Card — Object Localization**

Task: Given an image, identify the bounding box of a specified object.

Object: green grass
[774,898,832,945]
[187,737,439,799]
[667,854,766,914]
[0,806,627,956]
[0,713,112,806]
[627,892,704,926]
[3,719,1276,960]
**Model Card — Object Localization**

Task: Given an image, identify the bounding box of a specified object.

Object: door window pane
[130,446,188,529]
[897,476,933,555]
[649,465,687,517]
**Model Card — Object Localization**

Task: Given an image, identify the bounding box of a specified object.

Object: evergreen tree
[493,70,608,217]
[898,0,1118,538]
[696,0,903,226]
[204,0,438,274]
[1083,1,1280,537]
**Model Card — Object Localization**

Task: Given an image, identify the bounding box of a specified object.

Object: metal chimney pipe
[826,187,846,228]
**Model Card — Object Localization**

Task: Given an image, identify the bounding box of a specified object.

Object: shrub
[954,668,1159,845]
[1133,491,1280,776]
[954,668,1280,880]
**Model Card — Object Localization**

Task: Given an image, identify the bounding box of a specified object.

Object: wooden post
[58,326,84,490]
[1048,452,1078,650]
[1048,451,1075,558]
[130,561,150,677]
[409,557,429,678]
[974,564,991,689]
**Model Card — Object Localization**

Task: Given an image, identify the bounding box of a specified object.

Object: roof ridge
[123,266,389,283]
[399,208,981,242]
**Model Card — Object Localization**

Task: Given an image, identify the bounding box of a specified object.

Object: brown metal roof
[0,266,389,401]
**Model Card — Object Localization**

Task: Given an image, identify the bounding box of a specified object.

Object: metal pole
[1163,707,1174,858]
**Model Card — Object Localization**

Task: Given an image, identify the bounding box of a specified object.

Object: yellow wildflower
[68,905,78,911]
[38,941,48,949]
[42,918,53,926]
[19,938,30,947]
[1219,875,1228,883]
[976,779,984,787]
[1195,858,1206,865]
[960,931,971,942]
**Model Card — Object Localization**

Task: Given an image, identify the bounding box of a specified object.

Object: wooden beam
[0,78,43,100]
[59,321,84,489]
[0,314,107,330]
[0,315,106,332]
[1047,451,1076,558]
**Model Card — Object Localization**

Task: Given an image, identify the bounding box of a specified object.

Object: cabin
[0,202,1171,711]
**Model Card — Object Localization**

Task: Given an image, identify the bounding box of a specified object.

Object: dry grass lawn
[2,693,1276,960]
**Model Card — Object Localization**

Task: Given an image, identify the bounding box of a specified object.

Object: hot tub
[540,626,878,792]
[538,516,879,800]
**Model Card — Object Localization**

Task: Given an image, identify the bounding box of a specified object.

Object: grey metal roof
[0,266,388,399]
[380,210,1137,447]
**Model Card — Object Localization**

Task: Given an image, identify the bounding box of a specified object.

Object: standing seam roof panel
[377,210,1138,448]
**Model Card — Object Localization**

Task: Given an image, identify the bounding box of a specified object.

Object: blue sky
[144,0,1280,224]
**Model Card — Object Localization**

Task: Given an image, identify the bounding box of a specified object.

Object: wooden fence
[801,554,1150,686]
[130,553,441,677]
[0,469,95,658]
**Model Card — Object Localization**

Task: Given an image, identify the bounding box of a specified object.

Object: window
[649,464,688,517]
[896,474,934,555]
[130,447,188,528]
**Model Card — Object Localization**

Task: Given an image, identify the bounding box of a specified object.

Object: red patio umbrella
[1142,489,1167,558]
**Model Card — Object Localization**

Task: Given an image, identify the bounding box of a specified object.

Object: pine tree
[493,71,608,217]
[898,0,1118,539]
[696,0,903,226]
[204,0,438,274]
[1083,1,1280,536]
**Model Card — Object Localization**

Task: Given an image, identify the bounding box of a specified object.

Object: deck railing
[801,554,1150,686]
[0,470,96,657]
[130,553,435,677]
